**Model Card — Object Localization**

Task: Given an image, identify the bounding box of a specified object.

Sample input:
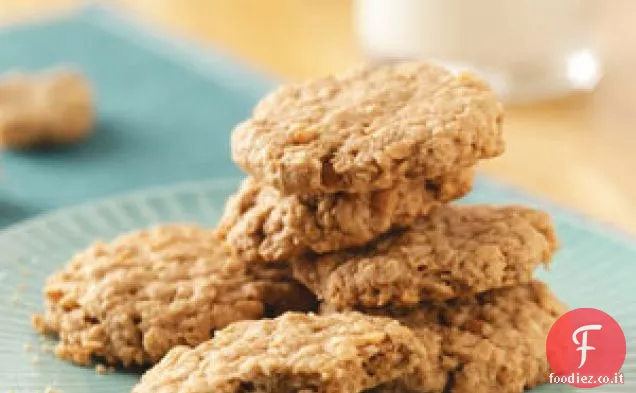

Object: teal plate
[0,177,634,392]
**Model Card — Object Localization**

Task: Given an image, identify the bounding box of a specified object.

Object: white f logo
[572,324,603,369]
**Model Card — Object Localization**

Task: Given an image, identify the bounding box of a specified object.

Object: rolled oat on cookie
[32,224,316,367]
[132,312,438,393]
[218,168,474,263]
[293,205,557,308]
[323,281,567,393]
[232,62,504,196]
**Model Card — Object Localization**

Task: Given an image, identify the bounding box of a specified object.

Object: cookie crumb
[95,363,110,375]
[23,343,32,352]
[32,314,45,332]
[9,292,19,305]
[31,355,40,364]
[40,343,55,354]
[44,387,62,393]
[20,267,32,277]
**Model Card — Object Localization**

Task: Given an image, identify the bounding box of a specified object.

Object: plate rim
[0,176,242,239]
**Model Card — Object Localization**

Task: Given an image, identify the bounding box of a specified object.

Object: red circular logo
[546,308,626,388]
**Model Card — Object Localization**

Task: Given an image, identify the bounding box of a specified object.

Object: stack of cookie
[212,62,565,392]
[35,62,566,393]
[218,62,502,264]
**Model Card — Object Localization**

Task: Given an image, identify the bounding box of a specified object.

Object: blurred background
[1,0,635,232]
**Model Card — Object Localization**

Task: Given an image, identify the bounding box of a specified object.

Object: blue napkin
[0,5,274,227]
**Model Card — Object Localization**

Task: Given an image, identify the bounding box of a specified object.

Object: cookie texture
[232,62,504,195]
[0,69,93,149]
[132,312,433,393]
[293,205,557,308]
[218,169,474,263]
[352,281,567,393]
[32,224,317,367]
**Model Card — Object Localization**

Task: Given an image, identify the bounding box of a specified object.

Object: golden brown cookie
[218,168,474,263]
[0,69,93,149]
[331,281,567,393]
[32,224,316,367]
[293,205,557,308]
[132,312,434,393]
[232,62,504,196]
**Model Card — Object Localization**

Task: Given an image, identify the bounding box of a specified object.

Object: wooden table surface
[2,0,636,232]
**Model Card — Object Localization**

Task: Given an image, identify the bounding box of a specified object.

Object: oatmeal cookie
[218,168,474,263]
[32,224,317,367]
[293,205,557,308]
[232,62,504,196]
[0,68,93,149]
[132,312,436,393]
[330,281,567,393]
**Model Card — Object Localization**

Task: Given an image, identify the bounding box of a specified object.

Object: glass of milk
[354,0,603,103]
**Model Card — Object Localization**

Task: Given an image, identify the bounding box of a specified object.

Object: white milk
[355,0,602,102]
